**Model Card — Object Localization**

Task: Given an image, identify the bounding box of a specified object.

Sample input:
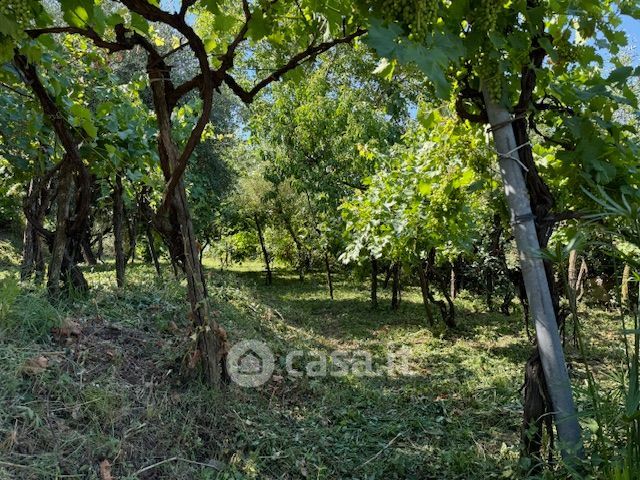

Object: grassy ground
[0,253,627,479]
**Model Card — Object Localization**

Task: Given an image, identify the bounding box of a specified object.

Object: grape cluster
[476,54,501,102]
[555,32,578,64]
[473,0,500,35]
[378,0,439,43]
[0,0,32,26]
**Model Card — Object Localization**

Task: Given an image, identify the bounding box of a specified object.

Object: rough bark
[47,160,73,295]
[15,54,89,296]
[147,58,228,386]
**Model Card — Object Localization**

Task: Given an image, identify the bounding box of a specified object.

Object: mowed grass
[0,257,627,479]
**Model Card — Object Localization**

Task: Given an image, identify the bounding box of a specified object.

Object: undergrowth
[0,259,628,479]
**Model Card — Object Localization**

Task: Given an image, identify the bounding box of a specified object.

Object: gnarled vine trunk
[15,55,89,296]
[147,62,228,386]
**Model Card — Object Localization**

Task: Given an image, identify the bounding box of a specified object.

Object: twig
[133,457,223,476]
[356,432,403,469]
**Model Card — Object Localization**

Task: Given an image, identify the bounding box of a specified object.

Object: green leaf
[0,15,20,37]
[60,0,94,28]
[81,118,98,138]
[130,12,149,35]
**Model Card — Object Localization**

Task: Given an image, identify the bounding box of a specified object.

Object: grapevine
[555,31,578,65]
[474,0,500,36]
[476,53,501,102]
[377,0,439,43]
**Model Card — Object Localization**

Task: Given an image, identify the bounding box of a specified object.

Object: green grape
[555,31,578,65]
[474,0,500,35]
[377,0,438,43]
[476,52,501,102]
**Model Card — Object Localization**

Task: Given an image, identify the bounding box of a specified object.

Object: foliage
[340,107,487,266]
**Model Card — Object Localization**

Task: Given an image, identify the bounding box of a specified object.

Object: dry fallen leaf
[22,356,48,375]
[99,459,113,480]
[187,349,201,370]
[52,317,82,338]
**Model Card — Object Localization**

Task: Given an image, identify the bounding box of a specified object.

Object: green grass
[0,258,628,479]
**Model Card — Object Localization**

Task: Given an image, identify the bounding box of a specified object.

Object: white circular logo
[226,340,275,387]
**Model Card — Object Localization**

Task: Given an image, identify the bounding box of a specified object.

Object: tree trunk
[450,264,456,300]
[622,263,631,308]
[324,251,334,300]
[254,214,272,286]
[15,55,89,295]
[146,226,162,279]
[147,59,227,387]
[80,232,98,266]
[175,179,227,385]
[484,90,582,462]
[97,235,104,262]
[113,173,126,289]
[47,160,73,296]
[576,258,588,302]
[21,180,39,281]
[127,205,138,264]
[371,256,378,308]
[418,261,434,325]
[383,264,393,289]
[391,262,400,310]
[486,213,504,310]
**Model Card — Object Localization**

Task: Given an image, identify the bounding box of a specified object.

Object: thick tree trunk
[147,59,227,387]
[113,174,126,289]
[484,91,582,462]
[175,180,227,384]
[47,160,73,296]
[15,55,89,295]
[254,214,272,286]
[371,256,378,308]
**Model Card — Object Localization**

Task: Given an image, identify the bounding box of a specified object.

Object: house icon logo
[227,340,275,387]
